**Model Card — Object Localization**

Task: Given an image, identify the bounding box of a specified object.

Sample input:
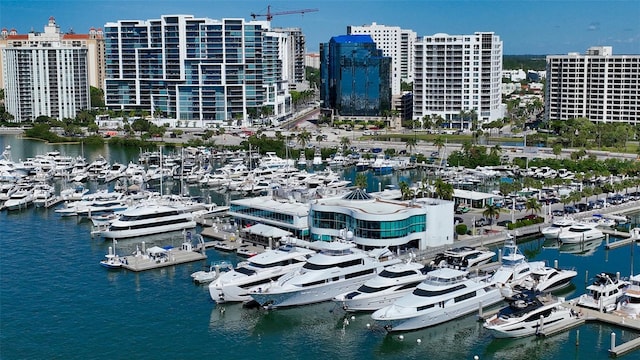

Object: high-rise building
[0,17,103,122]
[413,32,503,128]
[104,15,292,127]
[347,22,417,95]
[320,35,391,117]
[545,46,640,124]
[273,27,308,91]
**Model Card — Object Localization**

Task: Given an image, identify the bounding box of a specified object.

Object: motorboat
[371,267,504,332]
[98,204,196,240]
[432,246,496,270]
[520,266,578,293]
[616,274,640,318]
[248,243,398,309]
[208,242,316,303]
[191,261,233,285]
[3,188,34,211]
[332,257,430,312]
[99,240,125,269]
[541,218,577,239]
[577,272,629,312]
[32,183,56,208]
[483,293,575,338]
[489,240,546,289]
[557,223,604,244]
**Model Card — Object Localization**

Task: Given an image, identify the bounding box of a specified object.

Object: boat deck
[119,249,207,272]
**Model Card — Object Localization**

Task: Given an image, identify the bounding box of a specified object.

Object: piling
[610,332,616,353]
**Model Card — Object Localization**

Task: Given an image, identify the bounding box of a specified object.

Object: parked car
[496,219,513,227]
[455,205,470,214]
[519,214,539,221]
[563,205,578,214]
[552,209,564,216]
[514,203,525,211]
[474,218,489,227]
[575,203,592,212]
[454,216,464,225]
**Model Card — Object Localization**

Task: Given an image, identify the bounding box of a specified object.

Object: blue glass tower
[320,35,391,116]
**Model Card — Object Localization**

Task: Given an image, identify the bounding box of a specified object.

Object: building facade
[347,22,417,96]
[274,27,308,91]
[413,32,504,128]
[309,189,454,250]
[103,15,292,127]
[320,34,391,117]
[0,17,102,122]
[545,46,640,124]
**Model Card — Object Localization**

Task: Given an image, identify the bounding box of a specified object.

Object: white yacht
[617,273,640,318]
[32,183,56,208]
[3,188,34,211]
[98,204,196,240]
[332,258,430,312]
[484,294,575,338]
[557,223,604,244]
[577,272,629,312]
[541,218,577,239]
[248,243,398,309]
[371,267,504,332]
[191,261,233,285]
[490,240,546,288]
[521,266,578,293]
[432,246,495,270]
[209,242,316,304]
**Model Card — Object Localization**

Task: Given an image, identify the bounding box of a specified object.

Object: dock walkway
[120,247,207,272]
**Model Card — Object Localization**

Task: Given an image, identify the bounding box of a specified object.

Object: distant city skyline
[1,0,639,55]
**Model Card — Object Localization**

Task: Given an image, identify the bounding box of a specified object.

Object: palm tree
[482,204,501,230]
[354,173,367,190]
[525,198,541,216]
[434,178,454,200]
[297,129,311,149]
[399,181,414,200]
[339,136,351,152]
[405,137,417,154]
[432,136,445,154]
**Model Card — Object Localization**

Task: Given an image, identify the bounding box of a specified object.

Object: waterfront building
[347,22,417,96]
[228,196,310,239]
[320,34,392,117]
[0,17,103,122]
[545,46,640,124]
[274,27,308,91]
[103,15,293,127]
[309,189,454,251]
[413,32,504,128]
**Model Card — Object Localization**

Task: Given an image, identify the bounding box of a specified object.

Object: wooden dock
[120,247,207,272]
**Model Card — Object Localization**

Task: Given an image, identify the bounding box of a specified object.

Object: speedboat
[577,272,629,312]
[483,293,575,338]
[541,218,576,239]
[191,261,233,285]
[616,273,640,318]
[557,223,604,244]
[98,204,196,240]
[3,188,34,211]
[208,242,316,304]
[521,266,578,293]
[248,243,399,309]
[332,257,430,312]
[490,240,546,288]
[432,246,495,270]
[371,267,504,332]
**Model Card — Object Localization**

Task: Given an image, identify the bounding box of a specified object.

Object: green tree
[525,198,541,215]
[354,173,367,190]
[339,137,351,152]
[434,178,454,200]
[297,129,311,148]
[405,137,417,154]
[482,204,501,230]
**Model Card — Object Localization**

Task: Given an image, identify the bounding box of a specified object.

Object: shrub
[455,224,468,235]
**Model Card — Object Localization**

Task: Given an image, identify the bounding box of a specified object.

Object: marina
[1,135,639,359]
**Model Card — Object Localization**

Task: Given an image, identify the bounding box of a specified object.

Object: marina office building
[0,17,104,122]
[413,32,504,127]
[103,15,295,127]
[228,189,455,251]
[545,46,640,124]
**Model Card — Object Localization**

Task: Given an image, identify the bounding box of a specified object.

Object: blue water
[1,135,639,359]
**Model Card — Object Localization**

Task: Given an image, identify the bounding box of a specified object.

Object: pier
[119,242,207,272]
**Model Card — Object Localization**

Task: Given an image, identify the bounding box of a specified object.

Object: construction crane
[250,5,319,21]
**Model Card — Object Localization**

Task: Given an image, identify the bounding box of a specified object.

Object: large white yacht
[483,294,575,338]
[432,246,495,270]
[248,242,398,309]
[209,242,316,304]
[522,266,578,293]
[557,223,604,244]
[3,188,34,211]
[332,258,430,312]
[541,218,577,239]
[371,267,504,332]
[617,273,640,318]
[577,272,629,312]
[489,240,546,288]
[99,204,196,240]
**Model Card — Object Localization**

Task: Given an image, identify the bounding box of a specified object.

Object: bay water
[0,134,638,359]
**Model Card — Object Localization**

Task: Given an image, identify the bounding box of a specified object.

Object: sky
[1,0,639,55]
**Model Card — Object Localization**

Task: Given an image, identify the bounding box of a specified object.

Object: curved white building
[309,189,454,251]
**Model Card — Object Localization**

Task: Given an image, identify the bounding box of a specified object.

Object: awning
[242,223,292,239]
[147,246,167,255]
